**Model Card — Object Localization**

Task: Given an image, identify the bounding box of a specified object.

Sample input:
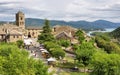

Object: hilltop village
[0,11,120,75]
[0,11,87,43]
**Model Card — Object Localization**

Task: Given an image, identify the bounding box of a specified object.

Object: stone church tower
[16,11,25,29]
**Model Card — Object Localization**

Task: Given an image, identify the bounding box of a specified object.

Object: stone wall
[9,35,23,42]
[26,29,42,38]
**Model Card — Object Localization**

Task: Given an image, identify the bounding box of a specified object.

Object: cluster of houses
[0,11,80,44]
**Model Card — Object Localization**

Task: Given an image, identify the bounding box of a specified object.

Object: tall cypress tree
[42,19,51,33]
[38,19,55,43]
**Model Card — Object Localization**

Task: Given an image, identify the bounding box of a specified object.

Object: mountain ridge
[25,18,120,31]
[0,18,120,31]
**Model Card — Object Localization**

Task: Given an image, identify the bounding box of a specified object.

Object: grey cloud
[0,16,14,21]
[0,1,23,14]
[0,1,22,6]
[0,6,16,15]
[0,2,19,5]
[91,4,120,11]
[89,16,120,19]
[0,2,12,5]
[0,0,120,22]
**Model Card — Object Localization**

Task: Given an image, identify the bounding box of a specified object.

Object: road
[25,38,79,75]
[25,38,47,64]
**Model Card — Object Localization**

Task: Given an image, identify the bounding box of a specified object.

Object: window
[13,36,15,38]
[17,36,19,38]
[28,32,31,38]
[21,17,23,20]
[1,35,3,39]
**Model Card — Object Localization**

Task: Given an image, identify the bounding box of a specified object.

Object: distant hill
[0,21,9,24]
[0,21,15,25]
[0,18,120,31]
[25,18,120,31]
[110,27,120,39]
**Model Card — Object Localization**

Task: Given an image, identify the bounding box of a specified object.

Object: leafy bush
[58,39,71,48]
[16,40,24,48]
[51,49,65,59]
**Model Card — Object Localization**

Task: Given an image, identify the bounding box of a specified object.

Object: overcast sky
[0,0,120,22]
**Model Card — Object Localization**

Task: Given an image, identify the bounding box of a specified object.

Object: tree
[16,40,24,48]
[34,60,48,75]
[44,42,65,59]
[110,27,120,39]
[75,29,85,43]
[0,43,48,75]
[58,39,71,48]
[75,29,84,37]
[51,48,65,59]
[44,42,60,50]
[75,42,96,73]
[42,19,51,33]
[38,19,55,43]
[104,42,120,54]
[95,36,120,54]
[72,44,79,51]
[91,51,120,75]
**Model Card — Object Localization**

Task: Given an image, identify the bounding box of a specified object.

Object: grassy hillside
[110,27,120,38]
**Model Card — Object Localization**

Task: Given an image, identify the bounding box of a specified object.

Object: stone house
[52,25,78,44]
[0,23,24,42]
[26,26,42,38]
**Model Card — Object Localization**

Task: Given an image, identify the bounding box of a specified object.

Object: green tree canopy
[42,19,51,33]
[95,36,120,54]
[44,41,65,59]
[16,40,24,48]
[58,39,71,48]
[51,48,65,59]
[75,29,85,43]
[110,27,120,39]
[75,42,96,72]
[91,51,120,75]
[44,42,60,50]
[0,43,48,75]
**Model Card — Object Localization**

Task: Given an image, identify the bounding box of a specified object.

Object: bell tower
[16,11,25,29]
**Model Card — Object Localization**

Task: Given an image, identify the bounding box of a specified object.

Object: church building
[0,11,42,42]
